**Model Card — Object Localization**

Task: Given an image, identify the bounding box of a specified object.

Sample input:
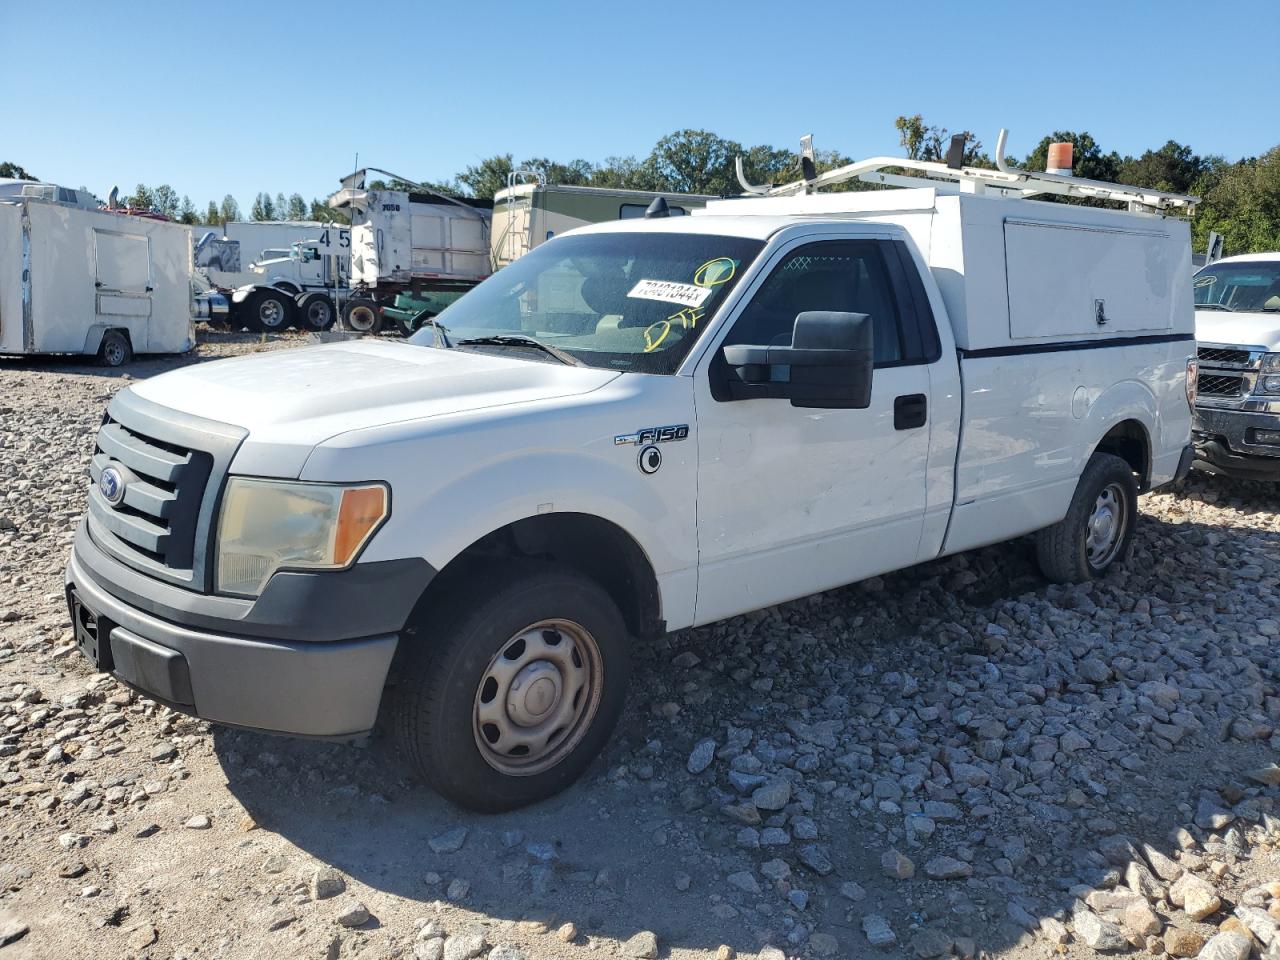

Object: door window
[723,240,905,365]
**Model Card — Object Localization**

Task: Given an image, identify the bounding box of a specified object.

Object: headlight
[1262,353,1280,374]
[216,478,389,597]
[1259,374,1280,395]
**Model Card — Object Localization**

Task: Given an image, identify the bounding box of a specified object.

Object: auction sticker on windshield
[627,279,713,308]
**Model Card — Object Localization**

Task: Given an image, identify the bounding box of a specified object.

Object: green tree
[219,195,241,224]
[894,115,988,166]
[0,161,35,180]
[1118,140,1205,194]
[177,195,197,224]
[286,193,307,220]
[1194,147,1280,254]
[646,129,744,195]
[308,198,342,223]
[589,155,657,191]
[205,200,219,225]
[457,154,515,199]
[151,184,179,219]
[250,192,275,221]
[519,157,593,187]
[125,183,155,210]
[739,144,794,188]
[275,192,287,220]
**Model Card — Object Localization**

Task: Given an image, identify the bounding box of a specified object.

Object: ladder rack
[736,129,1198,215]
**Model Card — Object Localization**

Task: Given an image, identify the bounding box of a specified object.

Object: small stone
[727,871,761,895]
[1125,901,1163,937]
[912,928,953,958]
[622,930,659,958]
[128,923,158,949]
[863,914,897,948]
[262,856,287,874]
[751,779,791,811]
[1197,931,1251,960]
[429,827,469,854]
[881,848,916,880]
[56,860,88,879]
[135,824,160,838]
[1040,917,1070,945]
[1171,872,1221,921]
[1074,909,1128,951]
[687,738,716,774]
[0,918,29,947]
[761,859,790,882]
[923,855,972,880]
[443,933,487,960]
[809,933,839,956]
[488,947,525,960]
[446,878,470,900]
[840,881,867,901]
[149,742,177,762]
[557,922,578,943]
[798,844,834,876]
[311,867,346,900]
[715,946,735,960]
[1165,928,1205,957]
[265,907,296,932]
[184,815,210,830]
[415,939,445,960]
[335,899,370,928]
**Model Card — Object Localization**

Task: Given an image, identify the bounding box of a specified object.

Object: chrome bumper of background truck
[64,524,432,738]
[1193,405,1280,481]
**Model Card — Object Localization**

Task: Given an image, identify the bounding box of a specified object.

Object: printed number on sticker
[627,279,713,308]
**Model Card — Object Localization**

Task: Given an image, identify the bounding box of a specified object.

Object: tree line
[3,116,1277,252]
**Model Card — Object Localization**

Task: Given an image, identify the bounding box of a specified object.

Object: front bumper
[1193,405,1280,481]
[65,524,432,738]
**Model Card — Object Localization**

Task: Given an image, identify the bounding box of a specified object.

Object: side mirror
[720,311,874,409]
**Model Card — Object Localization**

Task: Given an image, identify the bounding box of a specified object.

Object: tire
[245,289,294,333]
[1036,452,1138,583]
[343,297,381,334]
[97,330,132,367]
[394,563,630,812]
[297,292,336,332]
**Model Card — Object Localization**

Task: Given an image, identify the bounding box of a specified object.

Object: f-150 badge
[614,424,689,446]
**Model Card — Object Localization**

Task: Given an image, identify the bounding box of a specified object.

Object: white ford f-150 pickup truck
[65,149,1197,810]
[1190,253,1280,480]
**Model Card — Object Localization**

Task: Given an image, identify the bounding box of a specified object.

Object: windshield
[1194,261,1280,312]
[410,232,765,374]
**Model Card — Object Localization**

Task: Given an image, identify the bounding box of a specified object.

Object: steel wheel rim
[307,302,331,327]
[104,341,125,365]
[1086,482,1127,568]
[473,618,603,777]
[347,306,375,331]
[259,299,285,328]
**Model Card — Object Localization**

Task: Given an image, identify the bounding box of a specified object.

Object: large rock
[1073,910,1128,951]
[1171,872,1221,921]
[923,856,972,880]
[622,931,659,959]
[310,867,346,900]
[881,849,915,880]
[862,914,897,949]
[687,739,716,774]
[1165,928,1205,958]
[1197,932,1251,960]
[751,780,792,811]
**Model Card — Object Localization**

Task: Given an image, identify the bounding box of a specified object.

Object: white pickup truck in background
[63,139,1197,811]
[1191,253,1280,480]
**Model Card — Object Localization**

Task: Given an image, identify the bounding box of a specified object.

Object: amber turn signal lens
[334,485,389,564]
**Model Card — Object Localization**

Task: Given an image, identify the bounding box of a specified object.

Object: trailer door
[94,229,152,346]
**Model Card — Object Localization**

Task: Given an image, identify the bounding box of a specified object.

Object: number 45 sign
[315,228,351,252]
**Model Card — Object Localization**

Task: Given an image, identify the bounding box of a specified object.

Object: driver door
[692,233,935,625]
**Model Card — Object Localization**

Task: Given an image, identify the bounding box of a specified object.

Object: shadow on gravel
[217,474,1280,958]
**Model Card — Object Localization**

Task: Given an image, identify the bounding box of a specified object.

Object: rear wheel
[1036,452,1138,582]
[97,330,132,367]
[297,293,336,332]
[343,297,381,334]
[245,289,294,333]
[394,563,630,811]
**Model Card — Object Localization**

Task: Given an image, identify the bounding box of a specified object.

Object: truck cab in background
[1191,253,1280,480]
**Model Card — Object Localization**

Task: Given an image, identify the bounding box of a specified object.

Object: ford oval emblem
[99,466,126,505]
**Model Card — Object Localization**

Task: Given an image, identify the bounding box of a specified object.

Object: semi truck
[193,221,351,333]
[64,128,1198,811]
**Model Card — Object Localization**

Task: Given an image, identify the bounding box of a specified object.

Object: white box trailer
[0,199,194,365]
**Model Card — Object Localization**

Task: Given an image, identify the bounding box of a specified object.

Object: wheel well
[271,282,301,296]
[1095,420,1150,490]
[405,513,663,640]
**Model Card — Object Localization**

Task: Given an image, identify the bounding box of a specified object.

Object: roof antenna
[644,196,670,219]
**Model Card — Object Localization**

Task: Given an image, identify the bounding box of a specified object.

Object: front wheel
[394,564,630,811]
[245,289,294,333]
[1036,452,1138,583]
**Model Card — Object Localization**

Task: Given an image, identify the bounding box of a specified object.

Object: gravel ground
[2,332,1280,960]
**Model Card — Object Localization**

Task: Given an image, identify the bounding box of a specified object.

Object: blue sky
[5,0,1276,213]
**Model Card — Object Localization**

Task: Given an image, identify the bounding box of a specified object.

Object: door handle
[894,393,928,430]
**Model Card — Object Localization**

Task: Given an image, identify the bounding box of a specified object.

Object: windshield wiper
[455,334,583,367]
[1196,303,1235,311]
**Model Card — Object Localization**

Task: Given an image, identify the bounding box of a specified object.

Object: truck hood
[1195,310,1280,352]
[129,339,621,476]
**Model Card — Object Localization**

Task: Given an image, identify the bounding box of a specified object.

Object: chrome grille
[1196,372,1245,397]
[1197,346,1253,367]
[84,390,246,591]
